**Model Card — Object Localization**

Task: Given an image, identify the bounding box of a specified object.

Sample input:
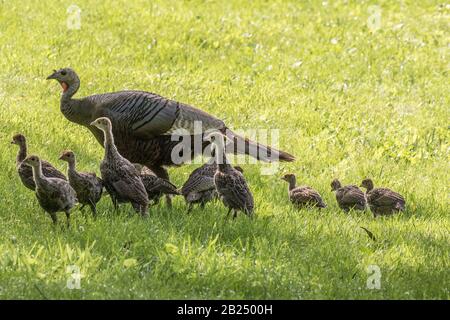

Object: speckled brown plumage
[205,133,253,218]
[134,164,180,205]
[91,117,149,217]
[282,174,326,209]
[360,179,405,217]
[12,134,66,191]
[59,150,103,215]
[181,161,244,213]
[331,179,366,212]
[23,155,77,226]
[181,161,217,213]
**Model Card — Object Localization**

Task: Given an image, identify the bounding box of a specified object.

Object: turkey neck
[60,76,92,125]
[16,142,27,164]
[287,177,296,191]
[67,160,80,183]
[67,159,76,173]
[213,141,232,173]
[31,162,45,186]
[102,126,120,161]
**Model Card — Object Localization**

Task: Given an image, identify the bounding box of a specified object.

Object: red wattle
[61,82,68,92]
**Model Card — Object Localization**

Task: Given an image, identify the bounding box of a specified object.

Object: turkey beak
[46,71,58,80]
[10,140,15,144]
[90,121,100,129]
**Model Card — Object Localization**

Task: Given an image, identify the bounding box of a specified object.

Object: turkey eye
[61,70,67,76]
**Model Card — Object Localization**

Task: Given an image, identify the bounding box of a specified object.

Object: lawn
[0,0,448,299]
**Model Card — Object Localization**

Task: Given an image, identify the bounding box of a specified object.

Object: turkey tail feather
[223,129,295,162]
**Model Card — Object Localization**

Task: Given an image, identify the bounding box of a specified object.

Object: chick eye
[61,70,67,76]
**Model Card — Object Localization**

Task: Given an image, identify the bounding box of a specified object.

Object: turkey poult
[180,161,244,213]
[330,179,366,212]
[59,150,103,215]
[281,174,326,209]
[133,164,180,205]
[11,133,66,191]
[22,155,77,226]
[360,179,405,217]
[205,132,254,218]
[90,117,149,217]
[46,68,294,205]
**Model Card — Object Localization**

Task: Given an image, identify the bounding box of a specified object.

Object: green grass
[0,0,449,299]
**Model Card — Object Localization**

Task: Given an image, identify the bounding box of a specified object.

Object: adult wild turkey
[11,133,67,191]
[360,179,405,217]
[205,132,254,218]
[22,155,77,226]
[281,174,326,209]
[330,179,366,212]
[90,117,149,217]
[46,68,295,204]
[59,150,103,215]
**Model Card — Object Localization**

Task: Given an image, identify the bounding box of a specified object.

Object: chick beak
[10,140,15,144]
[90,121,96,126]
